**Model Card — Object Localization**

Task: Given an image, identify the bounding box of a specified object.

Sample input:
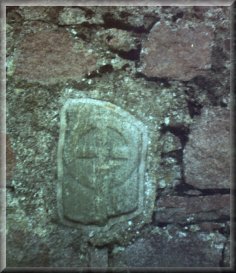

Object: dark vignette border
[0,0,235,272]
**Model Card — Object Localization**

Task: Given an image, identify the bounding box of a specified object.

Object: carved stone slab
[57,99,148,233]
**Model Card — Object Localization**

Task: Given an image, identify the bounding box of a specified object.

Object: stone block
[57,99,154,244]
[183,107,230,189]
[140,22,214,81]
[14,30,98,84]
[161,132,182,153]
[155,195,230,224]
[111,229,226,267]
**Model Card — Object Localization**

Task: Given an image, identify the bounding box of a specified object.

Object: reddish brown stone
[140,22,214,81]
[184,107,230,189]
[155,195,230,224]
[14,30,98,84]
[198,222,226,232]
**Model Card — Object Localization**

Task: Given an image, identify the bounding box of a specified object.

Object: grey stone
[6,5,231,267]
[160,98,192,127]
[89,247,108,268]
[58,99,153,242]
[111,229,226,267]
[103,29,139,52]
[6,24,15,56]
[158,157,182,189]
[6,135,16,182]
[223,240,230,267]
[18,6,51,21]
[183,107,230,189]
[59,7,104,25]
[162,132,182,153]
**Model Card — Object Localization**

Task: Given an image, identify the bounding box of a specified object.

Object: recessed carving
[58,99,148,228]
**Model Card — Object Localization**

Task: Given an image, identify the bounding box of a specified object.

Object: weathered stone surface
[161,132,182,154]
[6,221,89,267]
[18,6,51,21]
[6,24,15,56]
[223,240,230,267]
[111,229,226,267]
[184,107,230,189]
[159,89,192,127]
[89,247,108,268]
[79,6,160,30]
[109,7,157,29]
[158,157,182,189]
[14,30,98,84]
[59,7,103,25]
[155,195,230,224]
[183,189,202,196]
[6,135,15,181]
[58,98,153,243]
[104,29,139,52]
[7,232,50,267]
[140,22,214,81]
[6,71,176,251]
[197,222,227,232]
[6,5,231,268]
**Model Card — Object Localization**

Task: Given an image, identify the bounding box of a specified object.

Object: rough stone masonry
[5,5,231,269]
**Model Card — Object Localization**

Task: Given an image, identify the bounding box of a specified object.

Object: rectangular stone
[57,98,153,245]
[155,195,230,224]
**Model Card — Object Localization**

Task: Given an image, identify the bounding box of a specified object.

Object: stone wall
[5,5,231,270]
